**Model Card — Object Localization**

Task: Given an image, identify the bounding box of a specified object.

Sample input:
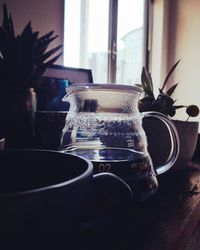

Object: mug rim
[0,149,93,198]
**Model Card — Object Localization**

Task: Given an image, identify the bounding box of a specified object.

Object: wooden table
[130,161,200,250]
[3,161,200,250]
[77,161,200,250]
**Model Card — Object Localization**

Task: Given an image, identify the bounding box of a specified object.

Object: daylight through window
[64,0,147,84]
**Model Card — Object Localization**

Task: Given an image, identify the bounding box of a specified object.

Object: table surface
[76,161,200,250]
[3,161,200,250]
[132,162,200,250]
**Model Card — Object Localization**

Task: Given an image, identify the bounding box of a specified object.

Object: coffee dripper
[60,84,179,201]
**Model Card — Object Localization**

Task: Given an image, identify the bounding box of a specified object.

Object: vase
[1,88,37,149]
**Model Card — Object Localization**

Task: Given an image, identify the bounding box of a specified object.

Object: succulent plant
[138,60,199,119]
[0,3,62,90]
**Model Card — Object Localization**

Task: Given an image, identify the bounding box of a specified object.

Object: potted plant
[138,60,199,172]
[0,3,62,149]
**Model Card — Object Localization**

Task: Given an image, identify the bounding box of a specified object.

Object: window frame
[64,0,150,83]
[108,0,150,83]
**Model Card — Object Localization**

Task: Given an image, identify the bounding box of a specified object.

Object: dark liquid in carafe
[64,147,158,200]
[64,147,152,175]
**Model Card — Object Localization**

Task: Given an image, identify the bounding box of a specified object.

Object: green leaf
[35,44,62,65]
[8,13,15,38]
[30,52,62,84]
[166,83,179,96]
[148,72,154,91]
[21,21,33,38]
[161,59,180,91]
[36,31,57,51]
[173,105,186,110]
[0,3,63,88]
[2,3,9,26]
[34,32,58,57]
[0,27,10,58]
[42,52,62,67]
[37,30,55,43]
[141,66,155,98]
[2,3,15,39]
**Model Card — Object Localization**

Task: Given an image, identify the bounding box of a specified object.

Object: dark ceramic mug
[0,149,132,235]
[0,137,5,150]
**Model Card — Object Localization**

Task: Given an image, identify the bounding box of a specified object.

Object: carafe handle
[142,111,180,175]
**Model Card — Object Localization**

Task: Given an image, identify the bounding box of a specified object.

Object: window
[64,0,148,84]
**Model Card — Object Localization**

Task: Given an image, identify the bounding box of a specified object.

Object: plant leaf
[42,52,62,67]
[35,44,62,65]
[2,3,15,39]
[0,27,10,58]
[161,59,180,91]
[173,105,186,110]
[21,21,33,38]
[34,33,58,56]
[37,30,55,43]
[30,52,62,84]
[148,72,154,92]
[0,4,63,88]
[166,83,179,96]
[141,66,155,98]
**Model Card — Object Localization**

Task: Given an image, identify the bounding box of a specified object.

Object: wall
[0,0,64,63]
[151,0,200,121]
[150,0,169,97]
[167,0,200,121]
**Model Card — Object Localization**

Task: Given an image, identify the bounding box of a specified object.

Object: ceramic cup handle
[93,172,133,205]
[142,111,180,175]
[80,172,133,230]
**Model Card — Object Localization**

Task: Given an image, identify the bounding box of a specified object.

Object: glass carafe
[60,84,179,201]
